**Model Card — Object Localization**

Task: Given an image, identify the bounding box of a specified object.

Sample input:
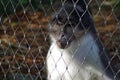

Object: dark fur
[48,0,120,79]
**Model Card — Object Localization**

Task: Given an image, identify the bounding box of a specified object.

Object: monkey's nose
[57,40,67,49]
[57,32,69,49]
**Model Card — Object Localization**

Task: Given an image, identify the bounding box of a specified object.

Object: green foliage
[0,0,29,16]
[103,0,120,12]
[20,0,28,4]
[0,0,57,16]
[115,1,120,12]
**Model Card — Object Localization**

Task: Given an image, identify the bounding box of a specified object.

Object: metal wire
[0,0,120,80]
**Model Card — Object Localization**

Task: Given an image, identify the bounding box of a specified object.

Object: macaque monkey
[47,0,120,80]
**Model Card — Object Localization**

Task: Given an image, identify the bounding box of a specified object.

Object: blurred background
[0,0,120,80]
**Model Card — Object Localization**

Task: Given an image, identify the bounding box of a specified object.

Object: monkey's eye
[71,22,77,27]
[56,21,63,25]
[56,16,66,26]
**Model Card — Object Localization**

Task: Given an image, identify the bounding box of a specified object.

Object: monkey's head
[49,2,94,49]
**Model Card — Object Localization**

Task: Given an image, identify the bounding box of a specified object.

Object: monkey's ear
[67,0,90,10]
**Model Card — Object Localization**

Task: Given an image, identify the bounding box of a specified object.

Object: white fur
[47,33,111,80]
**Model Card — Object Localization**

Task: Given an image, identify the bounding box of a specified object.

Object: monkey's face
[50,20,76,49]
[49,3,89,49]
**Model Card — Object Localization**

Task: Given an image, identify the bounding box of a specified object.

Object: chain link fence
[0,0,120,80]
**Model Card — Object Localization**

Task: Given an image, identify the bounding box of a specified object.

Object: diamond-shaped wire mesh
[0,0,120,80]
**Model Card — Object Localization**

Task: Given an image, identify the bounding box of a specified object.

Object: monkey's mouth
[57,40,71,49]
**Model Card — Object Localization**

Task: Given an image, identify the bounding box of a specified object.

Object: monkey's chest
[47,45,101,80]
[47,52,101,80]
